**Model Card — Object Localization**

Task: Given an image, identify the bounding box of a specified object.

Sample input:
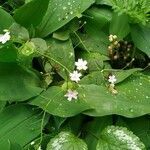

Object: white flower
[30,141,35,145]
[75,58,88,71]
[108,75,117,84]
[0,30,11,44]
[37,146,42,150]
[64,89,78,101]
[70,70,82,82]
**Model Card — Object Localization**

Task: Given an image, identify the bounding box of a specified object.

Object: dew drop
[129,108,134,113]
[63,6,67,10]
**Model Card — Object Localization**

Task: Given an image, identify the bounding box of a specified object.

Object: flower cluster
[69,58,88,83]
[65,58,88,101]
[108,34,120,52]
[0,29,11,44]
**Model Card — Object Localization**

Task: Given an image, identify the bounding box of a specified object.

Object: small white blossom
[64,89,78,101]
[30,141,35,145]
[75,58,88,71]
[0,30,11,44]
[108,75,117,84]
[70,70,82,82]
[37,146,42,150]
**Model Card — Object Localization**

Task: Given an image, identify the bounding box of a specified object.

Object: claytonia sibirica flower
[108,75,117,84]
[70,70,82,82]
[64,89,78,101]
[0,30,11,44]
[75,58,88,71]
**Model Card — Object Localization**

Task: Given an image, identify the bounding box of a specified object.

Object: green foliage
[110,0,150,25]
[47,131,88,150]
[96,125,146,150]
[0,0,149,149]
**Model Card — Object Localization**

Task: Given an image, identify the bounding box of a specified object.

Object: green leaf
[46,131,88,150]
[82,73,150,117]
[84,116,112,150]
[13,0,49,28]
[30,86,90,117]
[109,13,130,39]
[0,7,14,32]
[0,104,48,150]
[72,31,109,56]
[131,25,150,57]
[0,44,18,62]
[85,7,112,30]
[10,23,29,42]
[0,62,43,101]
[96,125,146,150]
[37,0,95,37]
[46,38,75,79]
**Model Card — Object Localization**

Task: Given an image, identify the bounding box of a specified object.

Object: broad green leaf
[0,7,14,32]
[0,104,48,150]
[82,74,150,117]
[116,116,150,149]
[72,31,109,56]
[84,116,112,150]
[46,131,88,150]
[96,126,145,150]
[0,62,43,101]
[37,0,95,37]
[30,86,90,117]
[46,38,75,79]
[10,23,29,42]
[85,7,112,30]
[13,0,49,28]
[0,44,18,62]
[131,25,150,57]
[109,13,130,39]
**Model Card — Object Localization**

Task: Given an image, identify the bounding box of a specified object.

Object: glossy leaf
[47,131,88,150]
[37,0,95,37]
[96,126,145,150]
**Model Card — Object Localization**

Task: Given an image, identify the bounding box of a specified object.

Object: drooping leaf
[37,0,95,37]
[131,25,150,57]
[96,125,146,150]
[0,62,43,101]
[13,0,49,28]
[0,7,14,32]
[0,104,48,150]
[46,131,88,150]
